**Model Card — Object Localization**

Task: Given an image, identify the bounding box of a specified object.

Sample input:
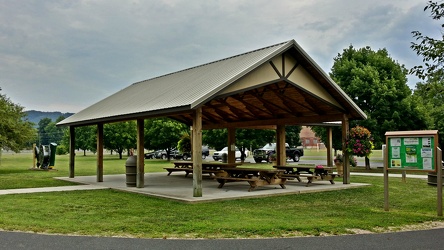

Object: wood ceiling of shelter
[170,80,346,130]
[169,48,357,130]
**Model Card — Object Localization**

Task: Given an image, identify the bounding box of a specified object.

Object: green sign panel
[387,137,435,170]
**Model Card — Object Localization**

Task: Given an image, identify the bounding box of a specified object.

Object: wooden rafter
[220,98,256,119]
[230,95,274,117]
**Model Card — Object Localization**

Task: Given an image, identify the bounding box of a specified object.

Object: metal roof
[57,40,366,127]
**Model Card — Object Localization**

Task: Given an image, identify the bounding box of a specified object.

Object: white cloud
[0,0,439,112]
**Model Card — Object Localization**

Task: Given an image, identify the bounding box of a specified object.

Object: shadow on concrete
[56,172,368,203]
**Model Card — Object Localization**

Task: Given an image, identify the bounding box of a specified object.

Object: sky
[0,0,441,113]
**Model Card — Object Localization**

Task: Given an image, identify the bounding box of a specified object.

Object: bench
[215,176,286,192]
[273,165,341,186]
[164,167,226,177]
[300,173,341,186]
[215,168,287,191]
[164,167,193,177]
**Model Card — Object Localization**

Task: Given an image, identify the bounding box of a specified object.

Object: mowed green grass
[0,151,443,238]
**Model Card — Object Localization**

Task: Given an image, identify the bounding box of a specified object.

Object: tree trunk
[365,156,371,170]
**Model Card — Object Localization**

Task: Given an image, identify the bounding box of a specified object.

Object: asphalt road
[1,227,444,250]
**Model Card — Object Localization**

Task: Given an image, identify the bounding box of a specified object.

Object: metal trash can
[125,156,137,187]
[427,173,444,186]
[221,153,228,163]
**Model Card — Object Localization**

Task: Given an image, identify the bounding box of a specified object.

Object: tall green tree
[311,126,342,154]
[104,121,137,159]
[412,79,444,147]
[0,89,36,152]
[411,1,444,81]
[75,126,97,156]
[144,118,188,160]
[37,116,67,145]
[330,45,427,149]
[410,1,444,147]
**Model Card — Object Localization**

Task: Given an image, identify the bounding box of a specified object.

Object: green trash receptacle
[49,143,57,168]
[125,156,137,187]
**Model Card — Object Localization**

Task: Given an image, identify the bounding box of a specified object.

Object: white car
[212,147,249,161]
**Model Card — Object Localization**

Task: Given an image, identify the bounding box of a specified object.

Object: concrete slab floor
[56,173,369,203]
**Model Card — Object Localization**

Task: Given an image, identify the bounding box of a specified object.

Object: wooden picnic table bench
[164,161,240,177]
[215,167,287,191]
[273,165,341,186]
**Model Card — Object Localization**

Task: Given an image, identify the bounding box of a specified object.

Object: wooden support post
[326,127,333,167]
[69,126,75,178]
[437,147,442,216]
[192,108,203,197]
[97,123,104,182]
[342,115,350,184]
[384,145,389,211]
[136,119,145,188]
[276,125,286,166]
[227,128,235,164]
[32,143,36,168]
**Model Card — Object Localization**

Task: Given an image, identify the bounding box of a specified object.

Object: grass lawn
[0,151,443,238]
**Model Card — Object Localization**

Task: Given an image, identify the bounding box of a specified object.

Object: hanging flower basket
[345,126,374,157]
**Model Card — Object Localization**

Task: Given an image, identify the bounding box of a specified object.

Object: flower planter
[334,160,344,175]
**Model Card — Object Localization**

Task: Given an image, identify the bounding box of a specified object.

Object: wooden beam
[326,127,333,167]
[192,108,203,197]
[227,128,236,164]
[276,125,286,166]
[97,123,103,182]
[269,60,282,78]
[136,119,145,188]
[202,114,345,130]
[342,114,350,184]
[69,126,75,178]
[230,95,274,117]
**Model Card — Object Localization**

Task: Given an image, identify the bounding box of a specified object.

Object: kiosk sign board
[385,130,438,172]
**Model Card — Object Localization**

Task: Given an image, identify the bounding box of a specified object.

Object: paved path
[1,227,444,250]
[0,185,108,195]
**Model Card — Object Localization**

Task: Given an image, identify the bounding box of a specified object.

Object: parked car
[212,147,249,161]
[179,146,210,160]
[144,150,157,159]
[154,149,181,160]
[253,143,304,163]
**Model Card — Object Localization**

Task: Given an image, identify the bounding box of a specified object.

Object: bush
[56,145,68,155]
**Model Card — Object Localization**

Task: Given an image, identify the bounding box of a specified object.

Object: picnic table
[215,167,287,191]
[273,165,340,186]
[164,161,240,177]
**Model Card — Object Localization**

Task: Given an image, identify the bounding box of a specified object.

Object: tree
[203,126,301,160]
[411,1,444,81]
[330,45,429,168]
[412,79,444,147]
[410,1,444,148]
[75,126,97,156]
[104,121,137,159]
[330,45,427,149]
[311,126,342,154]
[37,116,67,146]
[0,89,36,152]
[285,126,302,148]
[144,118,188,160]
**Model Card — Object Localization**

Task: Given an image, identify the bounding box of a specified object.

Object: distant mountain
[25,110,74,126]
